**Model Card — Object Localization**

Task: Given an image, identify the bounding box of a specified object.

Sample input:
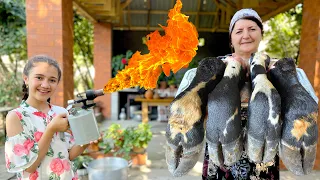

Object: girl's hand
[47,113,69,133]
[80,137,102,147]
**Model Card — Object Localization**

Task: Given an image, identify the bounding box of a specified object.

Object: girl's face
[231,19,262,56]
[23,62,59,103]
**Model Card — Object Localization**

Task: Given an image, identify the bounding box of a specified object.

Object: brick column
[26,0,74,107]
[299,0,320,170]
[93,23,112,119]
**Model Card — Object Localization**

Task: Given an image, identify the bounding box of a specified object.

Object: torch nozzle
[86,89,104,100]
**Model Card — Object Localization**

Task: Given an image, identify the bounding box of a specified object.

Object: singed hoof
[166,122,205,177]
[263,139,279,163]
[166,141,203,177]
[279,141,317,175]
[207,141,223,166]
[222,135,243,166]
[207,135,243,166]
[247,135,279,163]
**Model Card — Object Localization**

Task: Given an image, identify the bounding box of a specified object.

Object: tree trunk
[74,59,90,89]
[0,56,10,74]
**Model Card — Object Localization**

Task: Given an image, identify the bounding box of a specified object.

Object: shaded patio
[25,0,320,171]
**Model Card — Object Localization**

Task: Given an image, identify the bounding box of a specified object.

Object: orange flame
[104,0,198,93]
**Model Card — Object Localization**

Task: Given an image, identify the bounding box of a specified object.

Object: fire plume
[104,0,198,93]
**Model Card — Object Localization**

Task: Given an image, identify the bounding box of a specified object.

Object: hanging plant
[111,50,133,78]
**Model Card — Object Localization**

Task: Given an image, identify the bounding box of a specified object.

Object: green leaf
[22,111,29,117]
[58,152,65,159]
[49,172,58,180]
[31,144,39,154]
[263,4,302,62]
[46,146,54,157]
[22,155,29,162]
[8,162,16,169]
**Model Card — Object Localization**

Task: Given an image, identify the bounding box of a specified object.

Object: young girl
[5,55,89,179]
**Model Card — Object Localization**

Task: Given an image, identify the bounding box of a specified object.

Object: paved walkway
[1,120,319,179]
[102,120,320,180]
[0,147,16,180]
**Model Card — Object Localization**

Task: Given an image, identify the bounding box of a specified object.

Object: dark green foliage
[0,0,27,58]
[111,50,133,78]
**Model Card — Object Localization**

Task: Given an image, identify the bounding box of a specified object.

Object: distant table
[134,97,174,123]
[0,107,13,135]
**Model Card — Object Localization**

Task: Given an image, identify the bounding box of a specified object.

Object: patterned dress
[5,101,78,180]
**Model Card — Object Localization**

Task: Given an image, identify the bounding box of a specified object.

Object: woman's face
[231,19,262,56]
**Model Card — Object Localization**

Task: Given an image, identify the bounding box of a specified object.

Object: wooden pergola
[25,0,319,170]
[73,0,303,32]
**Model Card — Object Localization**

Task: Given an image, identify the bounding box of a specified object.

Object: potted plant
[72,155,93,176]
[99,123,153,165]
[131,123,153,153]
[111,50,133,77]
[130,123,153,166]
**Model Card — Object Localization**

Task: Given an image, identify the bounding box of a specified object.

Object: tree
[0,0,26,106]
[0,0,27,75]
[0,1,95,99]
[73,12,94,92]
[263,4,302,62]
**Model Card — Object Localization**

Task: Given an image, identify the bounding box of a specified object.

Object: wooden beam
[119,0,132,26]
[113,26,163,31]
[261,0,302,21]
[78,0,107,3]
[83,5,111,11]
[147,0,151,31]
[242,0,259,8]
[224,0,237,9]
[212,0,220,29]
[220,6,225,27]
[73,0,97,23]
[122,10,217,15]
[259,1,283,9]
[225,4,234,26]
[215,28,229,33]
[195,0,201,28]
[120,0,132,9]
[81,0,113,11]
[127,1,131,30]
[112,25,224,32]
[253,7,275,15]
[212,0,221,9]
[237,0,243,9]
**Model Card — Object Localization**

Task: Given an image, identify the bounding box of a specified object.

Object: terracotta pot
[144,89,153,99]
[153,92,160,99]
[83,150,113,159]
[84,149,148,166]
[87,142,100,152]
[131,153,147,166]
[132,147,146,154]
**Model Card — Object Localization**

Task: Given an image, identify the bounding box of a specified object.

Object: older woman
[175,9,318,180]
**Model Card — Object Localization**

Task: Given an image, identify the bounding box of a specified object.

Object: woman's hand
[47,113,69,133]
[232,53,248,68]
[224,54,245,66]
